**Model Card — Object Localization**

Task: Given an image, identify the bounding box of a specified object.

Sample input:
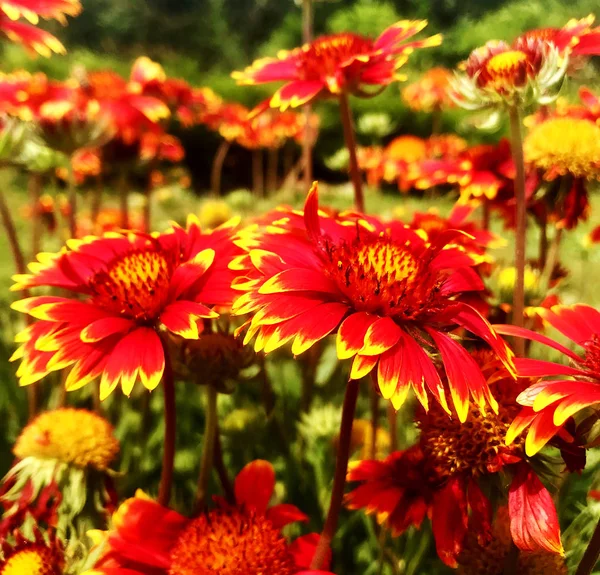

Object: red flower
[0,528,65,574]
[517,15,600,58]
[346,362,563,567]
[10,218,240,400]
[85,460,334,575]
[0,0,81,57]
[496,304,600,456]
[233,21,441,112]
[232,182,514,421]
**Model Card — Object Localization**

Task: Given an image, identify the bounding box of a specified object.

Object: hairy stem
[195,384,218,513]
[310,379,360,569]
[158,340,176,507]
[210,140,230,196]
[508,105,526,356]
[339,92,365,213]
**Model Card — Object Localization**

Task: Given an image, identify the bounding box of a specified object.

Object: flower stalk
[508,104,526,356]
[195,384,218,513]
[211,140,231,196]
[158,338,176,507]
[339,92,365,213]
[310,378,360,569]
[575,518,600,575]
[67,158,77,238]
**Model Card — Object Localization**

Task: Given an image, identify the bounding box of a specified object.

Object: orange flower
[496,304,600,456]
[346,361,563,567]
[232,183,514,422]
[0,0,81,57]
[233,21,441,112]
[402,67,455,112]
[10,217,240,399]
[85,461,333,575]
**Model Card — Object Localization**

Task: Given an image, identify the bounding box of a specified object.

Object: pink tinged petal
[361,317,402,356]
[160,301,218,339]
[99,328,164,399]
[291,302,348,355]
[552,386,600,426]
[539,304,600,345]
[234,460,275,514]
[508,462,564,555]
[259,268,339,296]
[493,324,581,362]
[266,503,309,529]
[531,380,598,413]
[514,358,589,378]
[80,317,134,343]
[336,311,378,360]
[432,476,469,568]
[270,80,326,110]
[428,329,497,423]
[169,248,215,300]
[350,354,378,380]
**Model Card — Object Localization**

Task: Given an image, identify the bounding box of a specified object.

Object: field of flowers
[2,1,600,574]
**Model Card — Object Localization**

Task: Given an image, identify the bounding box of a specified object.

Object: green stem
[576,517,600,575]
[339,92,365,213]
[302,0,313,196]
[213,423,234,504]
[309,379,360,569]
[508,105,526,357]
[195,384,218,513]
[67,159,77,238]
[158,340,176,507]
[369,385,379,459]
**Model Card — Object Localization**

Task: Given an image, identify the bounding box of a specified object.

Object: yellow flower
[524,117,600,180]
[198,199,234,230]
[14,408,119,471]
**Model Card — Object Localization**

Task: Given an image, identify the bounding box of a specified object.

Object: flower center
[583,334,600,377]
[13,408,119,470]
[323,235,445,318]
[300,33,374,86]
[169,508,297,575]
[0,548,63,575]
[417,385,522,478]
[90,247,174,321]
[524,117,600,180]
[481,50,533,89]
[386,136,428,162]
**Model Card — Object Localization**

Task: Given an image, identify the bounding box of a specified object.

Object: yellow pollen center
[168,508,297,575]
[486,50,528,73]
[0,549,62,575]
[418,387,521,478]
[524,117,600,180]
[324,236,446,318]
[13,408,119,470]
[90,248,174,320]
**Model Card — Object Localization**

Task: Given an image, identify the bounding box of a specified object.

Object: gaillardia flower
[85,460,333,575]
[453,37,566,111]
[1,408,119,539]
[0,0,81,57]
[232,183,514,421]
[496,304,600,456]
[232,21,441,112]
[0,529,64,575]
[346,359,563,567]
[10,217,240,400]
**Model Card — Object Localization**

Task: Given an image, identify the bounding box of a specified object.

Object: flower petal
[234,459,275,514]
[336,311,378,360]
[508,462,563,555]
